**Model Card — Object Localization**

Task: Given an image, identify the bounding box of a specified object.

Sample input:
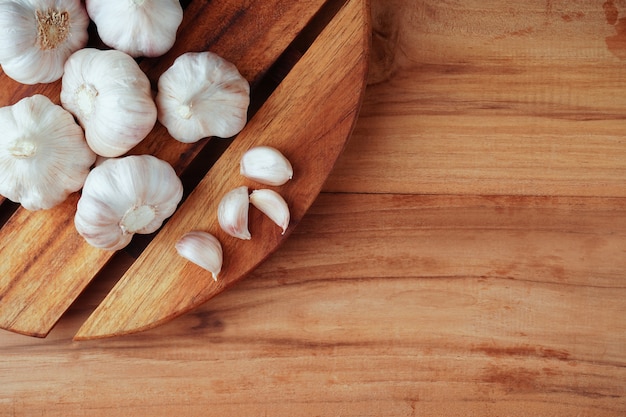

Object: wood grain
[0,0,332,337]
[1,194,625,415]
[2,0,626,415]
[326,0,626,197]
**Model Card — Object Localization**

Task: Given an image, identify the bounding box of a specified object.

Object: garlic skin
[75,155,183,250]
[156,51,250,143]
[0,0,89,84]
[60,48,157,157]
[0,95,96,211]
[249,189,290,235]
[176,231,223,281]
[86,0,183,58]
[240,146,293,186]
[217,186,251,240]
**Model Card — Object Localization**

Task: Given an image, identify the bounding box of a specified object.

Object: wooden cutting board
[0,0,370,339]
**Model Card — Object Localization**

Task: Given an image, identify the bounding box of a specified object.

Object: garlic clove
[249,189,290,235]
[75,154,183,250]
[175,231,223,281]
[86,0,183,58]
[0,95,96,211]
[156,51,250,143]
[60,48,157,157]
[217,186,251,240]
[240,146,293,186]
[0,0,89,84]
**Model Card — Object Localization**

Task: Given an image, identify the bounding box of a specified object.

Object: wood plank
[325,0,626,197]
[74,0,370,340]
[2,193,625,415]
[0,0,331,337]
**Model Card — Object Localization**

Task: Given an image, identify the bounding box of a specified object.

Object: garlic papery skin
[60,48,157,157]
[86,0,183,58]
[217,186,251,240]
[0,0,89,84]
[156,51,250,143]
[249,189,290,235]
[74,154,183,250]
[240,146,293,186]
[0,94,96,211]
[176,231,223,281]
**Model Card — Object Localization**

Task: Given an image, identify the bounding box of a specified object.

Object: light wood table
[1,0,625,415]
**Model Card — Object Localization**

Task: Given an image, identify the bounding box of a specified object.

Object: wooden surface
[0,0,349,338]
[2,0,626,415]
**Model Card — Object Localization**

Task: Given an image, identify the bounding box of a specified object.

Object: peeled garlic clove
[60,48,157,157]
[240,146,293,186]
[176,231,223,281]
[87,0,183,58]
[156,51,250,143]
[75,155,183,251]
[217,186,251,240]
[0,95,96,211]
[0,0,89,84]
[249,189,290,235]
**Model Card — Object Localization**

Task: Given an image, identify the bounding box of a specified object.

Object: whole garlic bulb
[0,94,96,211]
[75,155,183,251]
[156,51,250,143]
[0,0,89,84]
[86,0,183,58]
[60,48,157,157]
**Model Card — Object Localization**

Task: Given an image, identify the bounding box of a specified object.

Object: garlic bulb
[156,51,250,143]
[75,155,183,250]
[0,94,95,211]
[176,231,223,281]
[217,186,251,240]
[249,189,290,234]
[0,0,89,84]
[240,146,293,186]
[86,0,183,58]
[60,48,157,157]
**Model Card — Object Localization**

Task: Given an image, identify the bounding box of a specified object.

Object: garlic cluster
[176,231,223,281]
[87,0,183,58]
[60,48,157,157]
[217,146,293,240]
[156,51,250,143]
[218,185,291,239]
[75,155,183,250]
[0,95,96,210]
[0,0,89,84]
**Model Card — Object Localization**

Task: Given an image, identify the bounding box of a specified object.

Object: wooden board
[74,0,370,340]
[0,0,369,337]
[1,0,626,415]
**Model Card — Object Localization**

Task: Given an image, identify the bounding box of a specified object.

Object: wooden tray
[0,0,370,339]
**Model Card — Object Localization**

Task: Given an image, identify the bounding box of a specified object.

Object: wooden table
[2,0,625,415]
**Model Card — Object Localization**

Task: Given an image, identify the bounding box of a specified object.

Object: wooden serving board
[0,0,370,339]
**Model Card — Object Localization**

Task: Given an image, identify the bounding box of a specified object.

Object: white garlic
[249,189,290,235]
[217,186,251,240]
[60,48,157,157]
[75,154,183,250]
[0,0,89,84]
[240,146,293,186]
[156,51,250,143]
[176,231,223,281]
[86,0,183,58]
[0,94,96,211]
